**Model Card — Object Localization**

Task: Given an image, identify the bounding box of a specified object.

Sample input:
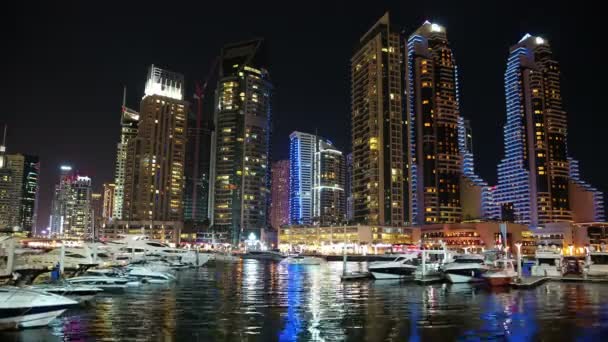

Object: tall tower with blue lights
[495,34,603,226]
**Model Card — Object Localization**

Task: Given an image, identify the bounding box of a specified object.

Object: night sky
[3,1,606,230]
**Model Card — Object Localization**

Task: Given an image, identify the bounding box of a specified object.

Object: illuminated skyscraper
[113,88,139,220]
[50,166,92,237]
[91,192,103,239]
[313,139,345,225]
[102,183,115,222]
[122,65,188,222]
[406,21,462,225]
[210,39,272,243]
[270,160,289,230]
[289,131,315,225]
[495,35,572,226]
[351,12,405,226]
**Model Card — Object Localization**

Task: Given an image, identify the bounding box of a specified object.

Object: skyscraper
[0,129,40,233]
[210,39,272,244]
[313,139,346,225]
[351,12,405,226]
[91,192,103,239]
[50,166,93,237]
[270,160,289,230]
[289,131,316,225]
[494,34,593,226]
[113,88,139,220]
[102,183,115,222]
[184,83,214,225]
[122,65,188,222]
[406,21,462,225]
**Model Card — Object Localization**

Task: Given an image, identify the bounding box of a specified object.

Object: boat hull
[485,277,512,286]
[444,269,486,283]
[370,268,416,280]
[0,306,71,329]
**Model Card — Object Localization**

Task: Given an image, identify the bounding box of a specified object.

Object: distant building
[50,166,93,238]
[0,131,39,233]
[102,183,115,222]
[289,131,315,225]
[290,132,345,226]
[113,88,139,220]
[494,34,603,226]
[210,39,272,244]
[91,192,103,239]
[351,12,406,226]
[270,160,289,230]
[122,65,188,222]
[313,139,345,225]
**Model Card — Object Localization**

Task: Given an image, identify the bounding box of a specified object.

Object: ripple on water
[2,261,608,341]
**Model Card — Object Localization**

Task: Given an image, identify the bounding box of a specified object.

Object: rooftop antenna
[2,124,6,147]
[122,86,127,108]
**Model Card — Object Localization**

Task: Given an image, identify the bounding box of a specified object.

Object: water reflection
[1,261,608,341]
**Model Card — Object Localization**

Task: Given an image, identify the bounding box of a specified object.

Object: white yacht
[586,252,608,277]
[29,284,103,303]
[20,246,96,270]
[127,267,177,283]
[442,254,489,283]
[66,273,130,291]
[241,250,286,261]
[369,253,419,280]
[280,255,323,265]
[102,235,210,266]
[0,287,78,329]
[531,247,562,277]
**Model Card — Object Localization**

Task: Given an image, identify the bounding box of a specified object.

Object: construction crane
[189,57,219,221]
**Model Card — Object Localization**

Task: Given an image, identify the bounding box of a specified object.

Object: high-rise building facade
[406,21,462,225]
[0,136,39,233]
[458,117,499,220]
[50,166,93,237]
[122,65,188,222]
[351,12,405,226]
[113,88,139,220]
[313,139,346,225]
[270,160,289,230]
[495,35,577,226]
[184,85,214,225]
[210,39,272,243]
[568,158,605,222]
[102,183,115,222]
[91,192,103,239]
[345,153,354,222]
[289,131,316,225]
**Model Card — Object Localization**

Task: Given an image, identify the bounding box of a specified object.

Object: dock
[510,276,549,288]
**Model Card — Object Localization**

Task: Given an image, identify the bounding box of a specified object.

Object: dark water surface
[2,260,608,341]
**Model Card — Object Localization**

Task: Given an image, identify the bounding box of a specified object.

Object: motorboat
[280,255,323,265]
[208,252,240,263]
[586,252,608,277]
[102,235,210,267]
[66,274,130,291]
[369,253,419,280]
[20,246,97,270]
[241,250,286,261]
[442,254,489,283]
[29,284,104,303]
[128,267,177,283]
[531,247,562,277]
[482,259,517,286]
[0,287,78,329]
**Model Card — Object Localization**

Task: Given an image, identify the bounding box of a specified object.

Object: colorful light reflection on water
[2,260,608,341]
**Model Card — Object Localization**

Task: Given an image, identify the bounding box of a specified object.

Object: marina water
[3,260,608,341]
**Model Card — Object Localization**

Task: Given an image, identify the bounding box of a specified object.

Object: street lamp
[514,241,522,280]
[568,244,574,256]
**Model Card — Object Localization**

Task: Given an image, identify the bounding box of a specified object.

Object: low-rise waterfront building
[100,220,182,244]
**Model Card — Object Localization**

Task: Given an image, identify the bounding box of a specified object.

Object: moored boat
[0,287,77,329]
[369,253,419,280]
[483,259,517,286]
